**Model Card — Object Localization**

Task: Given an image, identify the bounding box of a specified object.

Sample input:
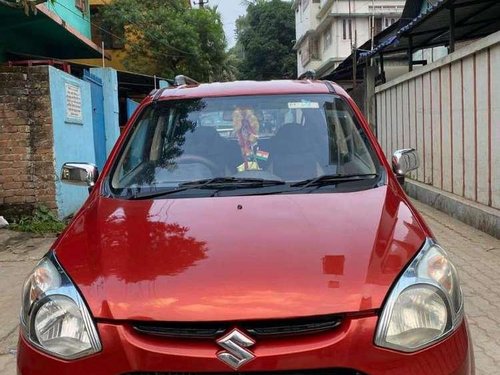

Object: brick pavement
[0,201,499,374]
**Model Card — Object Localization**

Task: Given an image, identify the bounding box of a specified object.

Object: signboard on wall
[65,82,83,124]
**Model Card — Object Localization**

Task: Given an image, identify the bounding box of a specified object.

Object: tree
[215,46,241,81]
[235,0,296,80]
[100,0,227,82]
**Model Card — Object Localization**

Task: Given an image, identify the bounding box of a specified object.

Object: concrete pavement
[1,201,499,374]
[412,200,500,374]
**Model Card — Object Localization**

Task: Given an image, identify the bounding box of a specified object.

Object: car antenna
[174,75,200,86]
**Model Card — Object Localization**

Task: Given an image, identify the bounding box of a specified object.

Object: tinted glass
[111,94,380,192]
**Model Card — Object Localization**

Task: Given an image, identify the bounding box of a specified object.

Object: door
[83,70,107,170]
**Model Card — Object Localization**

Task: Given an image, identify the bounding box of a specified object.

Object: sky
[208,0,247,48]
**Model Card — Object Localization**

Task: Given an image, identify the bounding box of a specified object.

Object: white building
[293,0,405,78]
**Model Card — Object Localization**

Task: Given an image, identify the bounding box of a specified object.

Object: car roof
[155,80,345,101]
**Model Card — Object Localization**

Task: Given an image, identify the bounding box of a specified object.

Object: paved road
[0,201,499,374]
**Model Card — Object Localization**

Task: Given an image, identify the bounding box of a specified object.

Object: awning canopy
[363,0,500,58]
[0,4,104,60]
[325,0,500,82]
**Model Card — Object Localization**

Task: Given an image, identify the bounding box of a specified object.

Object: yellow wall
[71,0,127,70]
[73,49,127,71]
[74,0,191,70]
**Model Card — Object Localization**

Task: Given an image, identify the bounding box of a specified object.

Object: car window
[119,108,153,179]
[111,94,380,194]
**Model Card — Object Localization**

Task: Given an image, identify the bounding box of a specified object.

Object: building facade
[0,0,102,63]
[75,0,128,70]
[46,0,92,39]
[293,0,405,78]
[77,0,192,70]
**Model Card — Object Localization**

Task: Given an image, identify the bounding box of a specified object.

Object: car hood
[55,185,427,322]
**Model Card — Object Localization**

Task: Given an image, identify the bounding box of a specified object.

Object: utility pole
[370,0,375,65]
[352,32,357,89]
[349,0,357,89]
[101,41,105,68]
[193,0,208,8]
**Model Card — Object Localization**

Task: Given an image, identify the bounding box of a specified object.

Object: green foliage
[218,46,241,81]
[10,206,66,235]
[235,0,296,80]
[100,0,229,82]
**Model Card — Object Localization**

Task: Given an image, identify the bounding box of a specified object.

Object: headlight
[375,239,464,352]
[21,251,101,360]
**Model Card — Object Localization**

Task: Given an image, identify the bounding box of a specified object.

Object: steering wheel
[175,155,219,172]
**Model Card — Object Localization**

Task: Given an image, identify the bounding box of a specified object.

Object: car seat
[302,109,338,170]
[268,123,321,181]
[180,126,240,175]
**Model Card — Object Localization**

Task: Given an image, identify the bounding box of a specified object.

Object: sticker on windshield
[256,150,269,161]
[288,101,320,109]
[237,161,260,172]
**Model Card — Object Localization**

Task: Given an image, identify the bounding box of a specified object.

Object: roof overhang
[316,57,344,78]
[293,29,316,50]
[0,3,107,60]
[364,0,500,58]
[316,0,334,20]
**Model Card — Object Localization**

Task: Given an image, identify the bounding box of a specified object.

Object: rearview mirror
[61,163,99,187]
[392,149,419,184]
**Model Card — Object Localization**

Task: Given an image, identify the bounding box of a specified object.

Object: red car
[18,78,474,374]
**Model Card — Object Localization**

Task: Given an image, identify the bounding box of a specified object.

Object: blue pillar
[48,67,96,218]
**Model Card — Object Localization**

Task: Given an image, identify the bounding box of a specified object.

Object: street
[0,200,498,374]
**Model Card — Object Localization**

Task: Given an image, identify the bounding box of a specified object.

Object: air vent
[124,369,365,375]
[132,314,343,340]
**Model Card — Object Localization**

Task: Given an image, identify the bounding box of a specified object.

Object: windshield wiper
[290,173,379,188]
[126,177,285,200]
[179,177,286,188]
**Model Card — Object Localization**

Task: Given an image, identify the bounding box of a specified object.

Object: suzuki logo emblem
[216,328,256,370]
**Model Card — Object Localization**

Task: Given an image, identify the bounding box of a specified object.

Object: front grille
[124,369,365,375]
[132,314,343,339]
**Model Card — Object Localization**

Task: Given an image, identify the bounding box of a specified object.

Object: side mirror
[392,149,419,184]
[61,163,99,187]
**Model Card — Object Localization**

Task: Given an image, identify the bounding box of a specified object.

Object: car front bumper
[17,315,474,375]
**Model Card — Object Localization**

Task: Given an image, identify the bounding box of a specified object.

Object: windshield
[110,94,381,197]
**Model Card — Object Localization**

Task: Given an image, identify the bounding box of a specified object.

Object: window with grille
[370,17,383,36]
[323,27,332,50]
[311,37,319,59]
[90,6,125,49]
[384,17,398,28]
[75,0,88,12]
[342,19,352,40]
